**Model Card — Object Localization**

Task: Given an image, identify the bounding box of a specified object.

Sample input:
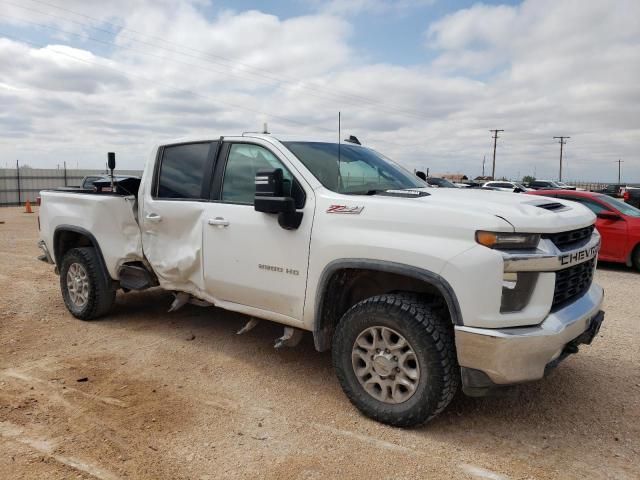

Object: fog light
[500,272,538,313]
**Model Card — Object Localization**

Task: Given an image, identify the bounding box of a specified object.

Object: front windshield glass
[282,142,425,194]
[430,178,456,188]
[597,194,640,217]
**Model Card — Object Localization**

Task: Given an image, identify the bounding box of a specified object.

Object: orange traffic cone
[24,200,33,214]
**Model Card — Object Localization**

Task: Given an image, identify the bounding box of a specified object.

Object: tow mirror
[597,211,622,221]
[107,152,116,171]
[254,168,302,230]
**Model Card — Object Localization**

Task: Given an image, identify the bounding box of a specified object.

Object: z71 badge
[327,205,364,214]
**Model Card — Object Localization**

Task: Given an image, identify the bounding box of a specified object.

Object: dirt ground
[0,206,638,480]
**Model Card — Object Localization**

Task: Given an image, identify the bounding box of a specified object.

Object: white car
[37,133,604,427]
[482,181,530,192]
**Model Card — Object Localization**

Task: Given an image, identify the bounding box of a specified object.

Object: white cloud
[0,0,638,182]
[313,0,435,15]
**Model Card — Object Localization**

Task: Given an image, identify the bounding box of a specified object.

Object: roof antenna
[262,122,269,134]
[338,112,341,187]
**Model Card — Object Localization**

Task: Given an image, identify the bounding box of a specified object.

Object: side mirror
[254,168,302,230]
[514,187,525,193]
[597,211,622,221]
[415,170,427,181]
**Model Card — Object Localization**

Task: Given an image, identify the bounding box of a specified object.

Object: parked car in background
[426,177,458,188]
[529,189,640,270]
[528,180,564,190]
[623,188,640,208]
[482,181,530,193]
[453,182,472,188]
[597,184,640,208]
[555,181,577,190]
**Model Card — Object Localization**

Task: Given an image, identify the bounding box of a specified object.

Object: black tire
[332,293,459,427]
[632,245,640,272]
[59,247,115,320]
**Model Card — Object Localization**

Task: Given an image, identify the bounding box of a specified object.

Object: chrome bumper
[37,240,54,264]
[455,282,604,387]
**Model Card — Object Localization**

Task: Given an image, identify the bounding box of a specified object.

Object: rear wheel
[332,293,459,427]
[60,247,115,320]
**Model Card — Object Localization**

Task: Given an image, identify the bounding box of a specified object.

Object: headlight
[476,231,540,250]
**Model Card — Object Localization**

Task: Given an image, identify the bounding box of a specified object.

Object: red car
[528,189,640,271]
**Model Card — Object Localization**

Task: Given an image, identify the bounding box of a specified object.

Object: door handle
[145,213,162,222]
[208,217,230,227]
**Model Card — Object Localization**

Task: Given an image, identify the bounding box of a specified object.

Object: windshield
[282,142,424,194]
[597,194,640,217]
[428,178,457,188]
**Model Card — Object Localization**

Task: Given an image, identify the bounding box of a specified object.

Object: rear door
[201,140,314,321]
[140,141,218,290]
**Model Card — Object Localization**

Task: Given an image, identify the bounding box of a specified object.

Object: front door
[141,141,217,291]
[201,140,314,321]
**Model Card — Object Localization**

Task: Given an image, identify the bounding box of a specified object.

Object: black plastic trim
[53,225,112,284]
[313,259,464,351]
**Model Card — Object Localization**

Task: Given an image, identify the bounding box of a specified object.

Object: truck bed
[39,191,143,279]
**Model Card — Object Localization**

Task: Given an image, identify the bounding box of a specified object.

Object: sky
[0,0,638,182]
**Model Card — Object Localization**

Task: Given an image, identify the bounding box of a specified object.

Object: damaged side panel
[139,200,207,295]
[40,192,143,278]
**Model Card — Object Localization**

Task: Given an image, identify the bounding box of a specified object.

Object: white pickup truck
[37,134,604,427]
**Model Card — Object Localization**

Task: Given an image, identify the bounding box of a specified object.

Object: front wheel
[332,293,459,427]
[632,245,640,272]
[60,247,115,320]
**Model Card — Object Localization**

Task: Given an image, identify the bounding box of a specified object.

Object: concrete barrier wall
[0,168,143,206]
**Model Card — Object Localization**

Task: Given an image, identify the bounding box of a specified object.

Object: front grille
[552,258,595,311]
[543,225,595,250]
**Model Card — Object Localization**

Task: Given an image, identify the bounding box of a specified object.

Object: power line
[489,129,504,179]
[553,136,569,182]
[0,0,431,120]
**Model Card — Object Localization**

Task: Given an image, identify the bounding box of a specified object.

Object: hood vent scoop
[536,202,567,212]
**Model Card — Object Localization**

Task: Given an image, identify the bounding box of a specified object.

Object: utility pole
[489,129,504,179]
[482,155,486,176]
[615,159,623,184]
[553,136,570,181]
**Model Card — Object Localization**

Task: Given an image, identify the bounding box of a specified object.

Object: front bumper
[455,282,604,394]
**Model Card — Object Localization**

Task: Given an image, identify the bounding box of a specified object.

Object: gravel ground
[1,207,638,480]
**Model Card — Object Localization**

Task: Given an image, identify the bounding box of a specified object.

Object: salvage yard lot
[1,207,638,480]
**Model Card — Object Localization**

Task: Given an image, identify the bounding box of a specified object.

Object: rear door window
[156,142,212,199]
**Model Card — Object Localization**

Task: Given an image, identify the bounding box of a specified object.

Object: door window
[156,142,211,199]
[221,144,297,205]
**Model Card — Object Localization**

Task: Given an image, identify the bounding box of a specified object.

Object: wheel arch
[313,259,463,352]
[53,225,112,284]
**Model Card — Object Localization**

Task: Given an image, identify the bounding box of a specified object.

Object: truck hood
[344,188,595,234]
[417,189,596,232]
